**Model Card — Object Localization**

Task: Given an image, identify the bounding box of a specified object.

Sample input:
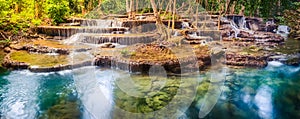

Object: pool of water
[0,61,299,119]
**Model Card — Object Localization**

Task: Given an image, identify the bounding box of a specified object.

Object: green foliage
[0,39,11,47]
[120,49,136,57]
[47,0,70,24]
[10,51,69,67]
[160,12,179,20]
[0,0,83,32]
[0,0,299,33]
[31,19,42,26]
[140,8,153,14]
[100,0,126,14]
[120,49,129,57]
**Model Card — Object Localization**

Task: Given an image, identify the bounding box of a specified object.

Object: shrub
[47,0,70,25]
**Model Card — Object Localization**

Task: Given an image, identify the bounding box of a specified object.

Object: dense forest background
[0,0,299,33]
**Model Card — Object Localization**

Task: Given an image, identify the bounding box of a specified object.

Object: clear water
[0,62,299,119]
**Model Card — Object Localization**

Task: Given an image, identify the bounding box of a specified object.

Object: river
[0,60,299,119]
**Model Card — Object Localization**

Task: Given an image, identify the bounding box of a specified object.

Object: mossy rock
[41,101,80,119]
[0,50,6,67]
[286,57,300,66]
[10,51,69,67]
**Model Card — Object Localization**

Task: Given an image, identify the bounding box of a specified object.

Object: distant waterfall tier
[71,33,158,45]
[67,19,123,27]
[37,26,129,37]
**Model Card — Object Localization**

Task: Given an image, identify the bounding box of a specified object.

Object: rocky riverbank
[1,14,299,73]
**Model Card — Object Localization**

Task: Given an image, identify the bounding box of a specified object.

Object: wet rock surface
[94,43,211,73]
[225,53,268,67]
[3,14,299,72]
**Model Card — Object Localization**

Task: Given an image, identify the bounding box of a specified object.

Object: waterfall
[238,17,248,30]
[182,22,191,29]
[81,19,123,28]
[72,67,114,119]
[229,20,240,38]
[276,25,290,38]
[63,33,84,44]
[225,16,255,38]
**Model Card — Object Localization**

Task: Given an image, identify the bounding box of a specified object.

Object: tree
[149,0,169,40]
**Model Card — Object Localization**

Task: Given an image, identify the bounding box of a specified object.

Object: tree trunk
[80,1,85,15]
[239,5,245,15]
[195,2,199,29]
[135,0,139,13]
[230,1,236,14]
[35,0,39,18]
[225,0,231,14]
[172,0,176,30]
[129,0,134,19]
[126,0,130,15]
[150,0,169,40]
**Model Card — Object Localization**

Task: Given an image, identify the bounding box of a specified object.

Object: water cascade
[276,25,290,38]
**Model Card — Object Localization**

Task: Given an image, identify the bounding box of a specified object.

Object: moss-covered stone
[0,50,6,67]
[41,101,80,119]
[10,51,69,67]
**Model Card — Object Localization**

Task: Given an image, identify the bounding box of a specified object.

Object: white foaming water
[267,61,284,67]
[0,71,40,119]
[276,25,290,38]
[72,67,114,119]
[238,17,248,30]
[229,20,241,38]
[254,86,273,119]
[63,33,83,44]
[82,19,123,28]
[182,22,191,29]
[266,61,300,75]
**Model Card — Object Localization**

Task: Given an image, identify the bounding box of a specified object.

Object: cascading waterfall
[66,18,121,118]
[81,19,123,28]
[238,16,248,30]
[225,16,254,38]
[229,20,241,38]
[276,25,290,38]
[63,33,84,44]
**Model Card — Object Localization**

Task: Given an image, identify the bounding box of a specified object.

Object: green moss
[10,51,69,67]
[274,39,300,54]
[113,74,200,116]
[160,12,179,20]
[31,40,71,49]
[44,102,80,119]
[0,50,6,67]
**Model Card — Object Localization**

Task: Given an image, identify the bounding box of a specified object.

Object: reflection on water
[73,66,114,119]
[0,61,299,118]
[200,62,300,119]
[254,86,273,119]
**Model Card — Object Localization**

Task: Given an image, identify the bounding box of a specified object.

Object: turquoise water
[0,62,299,119]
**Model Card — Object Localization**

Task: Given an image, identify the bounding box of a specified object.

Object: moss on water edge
[40,101,81,119]
[10,51,69,67]
[31,40,72,49]
[274,39,300,54]
[0,50,6,67]
[113,74,211,118]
